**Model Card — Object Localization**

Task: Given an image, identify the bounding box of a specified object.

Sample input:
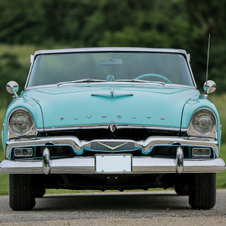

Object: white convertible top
[31,47,189,64]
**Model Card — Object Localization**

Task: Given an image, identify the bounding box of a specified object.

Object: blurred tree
[0,0,45,44]
[0,0,225,93]
[0,53,28,106]
[185,0,226,90]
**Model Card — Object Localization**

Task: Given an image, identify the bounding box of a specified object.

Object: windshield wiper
[57,78,165,86]
[57,78,106,86]
[115,79,165,85]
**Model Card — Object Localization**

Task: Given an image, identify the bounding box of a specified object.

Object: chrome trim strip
[138,136,219,155]
[1,157,225,174]
[33,48,184,58]
[40,124,182,132]
[6,135,219,159]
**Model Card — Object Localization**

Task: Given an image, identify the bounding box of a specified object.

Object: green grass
[216,144,226,188]
[0,44,36,68]
[0,108,8,195]
[0,43,71,68]
[209,93,226,143]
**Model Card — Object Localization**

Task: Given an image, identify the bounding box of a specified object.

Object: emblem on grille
[97,142,129,150]
[109,121,116,132]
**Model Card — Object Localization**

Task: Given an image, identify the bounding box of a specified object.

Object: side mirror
[203,80,216,95]
[6,81,19,98]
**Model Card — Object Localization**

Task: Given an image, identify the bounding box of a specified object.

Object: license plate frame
[95,154,132,173]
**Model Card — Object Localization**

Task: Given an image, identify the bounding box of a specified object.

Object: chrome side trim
[1,157,225,174]
[6,135,219,159]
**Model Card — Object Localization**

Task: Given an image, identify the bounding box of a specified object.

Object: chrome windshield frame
[24,47,197,89]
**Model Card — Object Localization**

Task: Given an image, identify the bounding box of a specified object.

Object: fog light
[192,148,211,157]
[14,148,33,157]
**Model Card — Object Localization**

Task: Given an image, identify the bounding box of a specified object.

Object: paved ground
[0,190,226,225]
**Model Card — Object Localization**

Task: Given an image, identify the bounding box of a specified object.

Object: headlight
[191,109,216,136]
[9,110,33,136]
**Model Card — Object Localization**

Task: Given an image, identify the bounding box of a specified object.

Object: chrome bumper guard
[1,147,225,175]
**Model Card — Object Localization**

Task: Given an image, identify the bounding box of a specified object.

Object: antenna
[203,34,216,95]
[205,34,211,83]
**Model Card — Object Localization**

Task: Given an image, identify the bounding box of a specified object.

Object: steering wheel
[135,73,172,84]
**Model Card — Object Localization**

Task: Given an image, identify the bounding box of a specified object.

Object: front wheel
[9,174,36,210]
[189,173,216,209]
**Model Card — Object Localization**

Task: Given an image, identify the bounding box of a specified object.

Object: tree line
[0,0,226,105]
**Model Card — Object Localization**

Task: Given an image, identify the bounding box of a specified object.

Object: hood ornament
[110,88,114,97]
[109,121,116,133]
[91,88,133,98]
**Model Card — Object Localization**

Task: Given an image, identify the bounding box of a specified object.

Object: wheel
[9,174,36,210]
[189,173,216,209]
[135,73,172,83]
[35,186,46,198]
[175,184,189,196]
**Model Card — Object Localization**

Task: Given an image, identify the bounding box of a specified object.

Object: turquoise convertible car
[0,47,225,210]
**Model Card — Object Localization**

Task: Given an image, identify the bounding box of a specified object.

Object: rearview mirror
[99,57,123,66]
[203,80,216,95]
[6,81,19,97]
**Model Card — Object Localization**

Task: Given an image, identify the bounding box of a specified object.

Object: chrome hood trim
[38,124,185,132]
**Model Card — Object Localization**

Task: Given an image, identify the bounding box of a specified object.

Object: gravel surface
[0,190,226,225]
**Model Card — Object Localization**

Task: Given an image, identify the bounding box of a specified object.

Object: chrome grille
[91,141,135,151]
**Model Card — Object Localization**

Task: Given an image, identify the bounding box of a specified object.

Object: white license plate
[95,155,132,173]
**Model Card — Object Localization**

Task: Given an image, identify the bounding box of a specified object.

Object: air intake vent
[91,141,135,151]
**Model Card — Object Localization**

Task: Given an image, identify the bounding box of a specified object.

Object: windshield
[27,52,194,87]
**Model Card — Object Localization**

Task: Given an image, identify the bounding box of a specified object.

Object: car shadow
[34,192,191,211]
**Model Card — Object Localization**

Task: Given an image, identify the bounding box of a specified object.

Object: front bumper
[1,155,225,175]
[1,136,225,175]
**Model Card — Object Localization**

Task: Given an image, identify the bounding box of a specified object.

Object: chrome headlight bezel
[188,108,217,138]
[8,108,37,139]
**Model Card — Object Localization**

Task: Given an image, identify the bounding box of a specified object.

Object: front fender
[181,94,221,152]
[2,96,43,153]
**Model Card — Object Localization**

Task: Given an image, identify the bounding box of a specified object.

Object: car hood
[23,84,199,130]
